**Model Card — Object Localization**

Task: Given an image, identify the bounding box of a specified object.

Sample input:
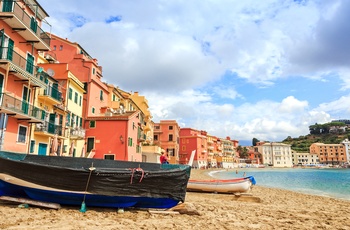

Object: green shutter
[7,39,14,61]
[30,17,38,33]
[30,140,35,153]
[2,0,14,12]
[26,54,34,74]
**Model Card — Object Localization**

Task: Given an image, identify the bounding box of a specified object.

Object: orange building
[84,110,142,161]
[153,120,180,164]
[310,143,347,165]
[179,128,208,168]
[0,0,51,153]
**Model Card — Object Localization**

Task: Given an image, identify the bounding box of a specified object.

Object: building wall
[310,143,347,164]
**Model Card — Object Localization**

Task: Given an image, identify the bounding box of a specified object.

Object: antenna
[47,68,55,77]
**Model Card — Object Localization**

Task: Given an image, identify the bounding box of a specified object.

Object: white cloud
[39,0,350,143]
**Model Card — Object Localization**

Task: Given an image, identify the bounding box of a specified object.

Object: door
[21,86,31,115]
[48,113,56,134]
[87,137,95,152]
[38,143,47,156]
[26,53,34,74]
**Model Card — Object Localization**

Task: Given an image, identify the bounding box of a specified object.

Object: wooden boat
[187,176,256,194]
[0,151,191,209]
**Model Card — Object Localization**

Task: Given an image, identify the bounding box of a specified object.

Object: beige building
[291,151,319,166]
[256,142,293,167]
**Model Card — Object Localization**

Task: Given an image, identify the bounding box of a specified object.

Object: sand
[0,169,349,230]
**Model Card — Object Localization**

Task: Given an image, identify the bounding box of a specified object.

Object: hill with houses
[281,120,350,152]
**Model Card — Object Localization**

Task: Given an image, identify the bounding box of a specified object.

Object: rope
[82,163,95,203]
[129,167,144,184]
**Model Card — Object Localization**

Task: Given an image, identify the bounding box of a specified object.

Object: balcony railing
[0,0,51,49]
[0,47,47,87]
[0,92,45,122]
[38,84,62,103]
[34,121,65,136]
[70,127,86,139]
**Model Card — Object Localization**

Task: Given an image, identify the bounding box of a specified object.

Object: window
[92,107,95,114]
[169,126,173,130]
[17,126,27,143]
[59,45,63,50]
[79,95,82,106]
[74,92,78,104]
[154,135,158,141]
[92,68,95,75]
[68,88,73,100]
[100,90,103,101]
[53,45,56,51]
[90,121,96,128]
[128,137,133,147]
[169,134,173,141]
[112,94,116,101]
[104,155,115,160]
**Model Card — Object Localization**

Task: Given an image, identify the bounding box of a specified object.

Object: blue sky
[39,0,350,145]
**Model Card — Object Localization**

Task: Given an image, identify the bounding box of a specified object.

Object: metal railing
[34,121,64,136]
[0,0,51,47]
[70,127,86,139]
[0,93,44,120]
[39,84,62,102]
[0,47,46,84]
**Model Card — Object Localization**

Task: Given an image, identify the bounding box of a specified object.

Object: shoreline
[0,169,349,229]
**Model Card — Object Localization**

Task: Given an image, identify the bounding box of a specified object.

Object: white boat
[187,176,256,194]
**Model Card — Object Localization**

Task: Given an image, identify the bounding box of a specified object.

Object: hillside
[282,133,350,152]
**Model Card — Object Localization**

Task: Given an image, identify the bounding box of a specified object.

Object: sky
[38,0,350,145]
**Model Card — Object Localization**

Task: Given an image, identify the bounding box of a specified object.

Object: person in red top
[160,152,169,164]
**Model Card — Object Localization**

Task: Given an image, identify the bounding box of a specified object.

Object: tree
[252,138,260,146]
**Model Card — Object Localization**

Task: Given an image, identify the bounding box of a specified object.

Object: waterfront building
[154,120,180,164]
[179,128,208,168]
[256,142,293,167]
[342,139,350,163]
[291,151,319,166]
[309,142,347,165]
[0,0,51,153]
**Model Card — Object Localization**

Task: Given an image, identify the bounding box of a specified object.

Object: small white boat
[187,176,256,194]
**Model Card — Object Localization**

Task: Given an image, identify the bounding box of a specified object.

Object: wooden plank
[0,196,61,209]
[148,210,180,215]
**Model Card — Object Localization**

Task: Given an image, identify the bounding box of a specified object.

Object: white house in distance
[291,151,320,166]
[256,142,293,167]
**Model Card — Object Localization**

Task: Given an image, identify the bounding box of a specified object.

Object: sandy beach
[0,169,349,230]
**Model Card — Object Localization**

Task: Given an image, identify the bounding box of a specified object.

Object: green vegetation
[281,122,350,152]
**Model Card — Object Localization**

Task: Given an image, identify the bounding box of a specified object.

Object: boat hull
[187,176,256,193]
[0,151,191,209]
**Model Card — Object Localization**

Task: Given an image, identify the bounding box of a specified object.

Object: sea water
[212,168,350,201]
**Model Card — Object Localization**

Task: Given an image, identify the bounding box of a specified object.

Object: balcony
[34,121,66,137]
[0,47,47,88]
[0,92,44,123]
[70,127,86,139]
[37,84,62,105]
[0,0,50,50]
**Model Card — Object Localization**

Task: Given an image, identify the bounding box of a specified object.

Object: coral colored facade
[84,111,142,161]
[153,120,180,164]
[179,128,208,168]
[0,0,51,153]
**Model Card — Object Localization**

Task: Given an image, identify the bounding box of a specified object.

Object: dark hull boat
[0,151,191,209]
